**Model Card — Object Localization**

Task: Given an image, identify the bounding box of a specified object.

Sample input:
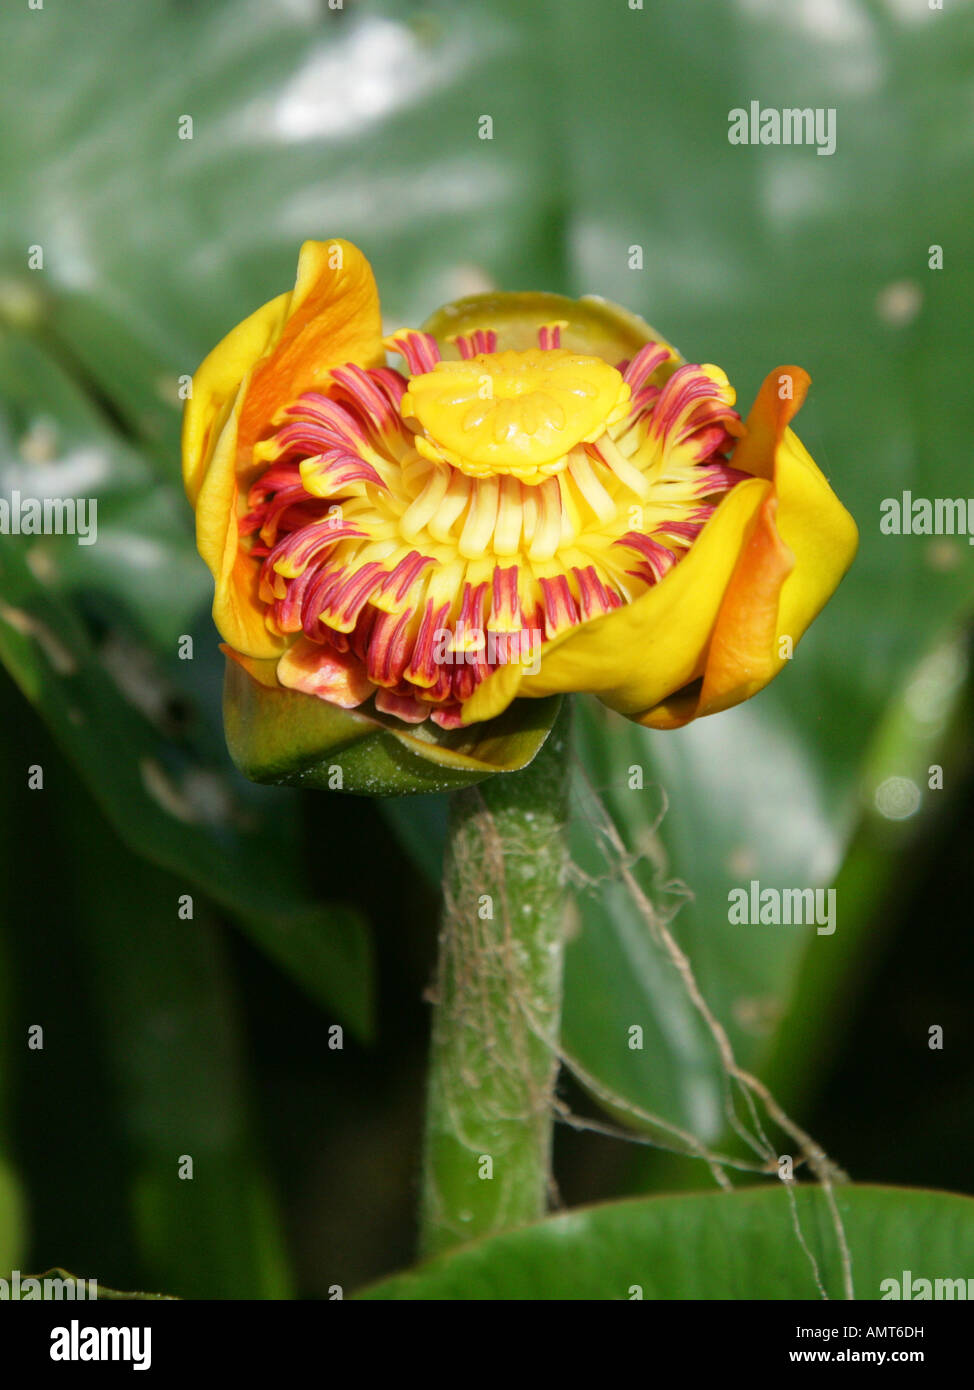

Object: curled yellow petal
[236,239,385,468]
[182,293,290,507]
[183,239,385,659]
[639,365,858,728]
[192,374,284,658]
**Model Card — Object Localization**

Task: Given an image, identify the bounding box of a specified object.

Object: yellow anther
[400,349,630,483]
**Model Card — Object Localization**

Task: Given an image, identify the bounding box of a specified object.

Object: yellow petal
[774,425,859,644]
[184,240,383,504]
[195,375,286,658]
[640,366,858,727]
[182,291,290,506]
[183,239,385,657]
[221,645,282,688]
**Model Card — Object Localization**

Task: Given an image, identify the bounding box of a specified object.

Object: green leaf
[377,793,450,886]
[0,331,373,1037]
[0,327,205,648]
[15,1270,177,1301]
[551,0,974,753]
[761,628,974,1110]
[0,1155,25,1278]
[0,0,563,465]
[359,1184,974,1300]
[0,883,26,1276]
[543,0,974,1148]
[47,781,292,1299]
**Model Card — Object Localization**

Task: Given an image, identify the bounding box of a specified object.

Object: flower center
[400,348,631,483]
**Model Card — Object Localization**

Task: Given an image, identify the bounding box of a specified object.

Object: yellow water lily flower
[183,238,857,764]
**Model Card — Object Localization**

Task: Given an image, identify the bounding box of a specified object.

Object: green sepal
[223,656,563,797]
[422,290,682,370]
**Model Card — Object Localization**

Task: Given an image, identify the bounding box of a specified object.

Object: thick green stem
[419,702,572,1258]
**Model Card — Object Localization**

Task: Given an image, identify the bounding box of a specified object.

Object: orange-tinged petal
[692,492,795,717]
[236,239,385,467]
[730,364,808,481]
[278,635,375,707]
[185,239,385,658]
[184,240,383,504]
[639,366,858,728]
[692,365,809,726]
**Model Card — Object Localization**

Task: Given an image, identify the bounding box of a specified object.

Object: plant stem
[419,702,572,1259]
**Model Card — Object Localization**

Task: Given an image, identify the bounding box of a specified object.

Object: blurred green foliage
[1,0,973,1296]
